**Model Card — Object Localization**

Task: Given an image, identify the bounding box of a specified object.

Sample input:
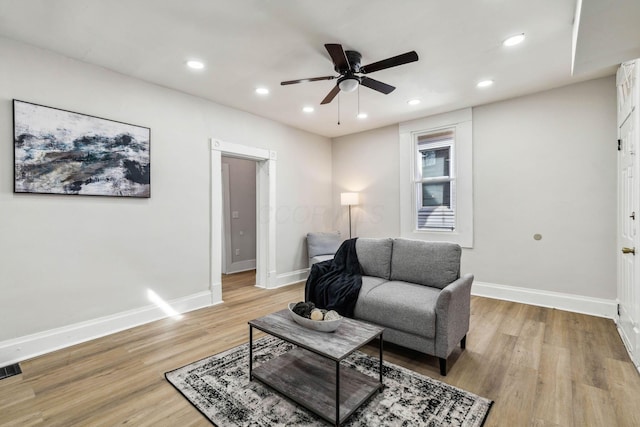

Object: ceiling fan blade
[325,44,350,72]
[360,76,395,94]
[320,85,341,104]
[281,76,336,85]
[360,51,419,74]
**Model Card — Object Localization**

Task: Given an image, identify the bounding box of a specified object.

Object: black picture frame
[13,99,150,198]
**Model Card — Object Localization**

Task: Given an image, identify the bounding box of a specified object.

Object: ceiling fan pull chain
[337,93,341,125]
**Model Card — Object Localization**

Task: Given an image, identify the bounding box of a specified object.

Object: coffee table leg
[335,361,340,426]
[249,325,253,380]
[379,333,384,390]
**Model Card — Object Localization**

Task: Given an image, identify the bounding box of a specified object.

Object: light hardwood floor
[1,270,639,426]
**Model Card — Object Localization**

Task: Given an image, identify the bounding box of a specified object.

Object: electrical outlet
[235,249,240,256]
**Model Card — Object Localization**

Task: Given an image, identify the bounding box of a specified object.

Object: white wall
[332,76,617,304]
[469,77,617,300]
[331,124,401,238]
[0,37,332,347]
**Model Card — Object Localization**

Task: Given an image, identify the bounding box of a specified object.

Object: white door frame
[210,138,277,304]
[221,162,231,274]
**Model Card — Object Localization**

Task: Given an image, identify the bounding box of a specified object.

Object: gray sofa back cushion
[390,239,461,289]
[306,232,342,258]
[356,238,393,279]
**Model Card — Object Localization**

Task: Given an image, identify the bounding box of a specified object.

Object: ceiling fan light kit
[338,75,360,92]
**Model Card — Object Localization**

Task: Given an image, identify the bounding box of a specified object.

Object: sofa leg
[439,358,447,376]
[461,335,467,350]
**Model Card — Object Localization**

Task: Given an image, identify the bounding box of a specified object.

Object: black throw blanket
[305,238,362,317]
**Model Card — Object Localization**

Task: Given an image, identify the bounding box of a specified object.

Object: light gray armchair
[306,231,342,267]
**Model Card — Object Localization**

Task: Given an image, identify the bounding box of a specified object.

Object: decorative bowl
[287,302,343,332]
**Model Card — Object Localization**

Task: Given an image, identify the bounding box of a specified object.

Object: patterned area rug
[165,336,493,426]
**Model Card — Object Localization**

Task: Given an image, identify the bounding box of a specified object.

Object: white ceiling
[0,0,637,138]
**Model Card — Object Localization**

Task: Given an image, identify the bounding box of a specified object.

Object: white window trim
[399,108,473,248]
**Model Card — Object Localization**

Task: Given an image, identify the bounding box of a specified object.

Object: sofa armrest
[434,273,474,358]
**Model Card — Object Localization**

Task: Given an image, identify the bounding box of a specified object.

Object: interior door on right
[617,60,640,368]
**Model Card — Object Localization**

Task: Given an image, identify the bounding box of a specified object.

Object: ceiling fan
[281,44,419,105]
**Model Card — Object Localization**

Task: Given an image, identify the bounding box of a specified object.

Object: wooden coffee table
[248,309,384,426]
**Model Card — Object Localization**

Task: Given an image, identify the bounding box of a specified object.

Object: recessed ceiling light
[186,60,204,70]
[407,99,421,106]
[255,87,269,95]
[302,106,314,113]
[503,33,525,47]
[477,80,494,88]
[357,112,368,119]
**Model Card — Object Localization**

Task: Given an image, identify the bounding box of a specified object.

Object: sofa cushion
[356,238,393,279]
[354,280,439,338]
[355,275,388,300]
[390,239,460,289]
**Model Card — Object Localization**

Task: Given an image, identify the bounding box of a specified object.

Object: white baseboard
[3,277,616,367]
[0,290,219,366]
[258,272,618,321]
[270,268,309,289]
[226,259,256,274]
[616,324,640,374]
[472,281,617,319]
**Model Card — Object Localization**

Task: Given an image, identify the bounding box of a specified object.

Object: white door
[618,110,639,366]
[617,60,640,368]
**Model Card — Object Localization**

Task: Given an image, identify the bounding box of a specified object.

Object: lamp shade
[340,192,359,206]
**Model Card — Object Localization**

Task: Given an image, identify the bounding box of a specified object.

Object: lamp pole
[340,192,359,239]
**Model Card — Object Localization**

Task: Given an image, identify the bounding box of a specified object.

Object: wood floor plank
[531,345,574,426]
[0,270,638,426]
[486,363,538,426]
[572,382,618,427]
[511,319,545,370]
[605,357,640,427]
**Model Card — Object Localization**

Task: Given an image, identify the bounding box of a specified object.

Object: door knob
[622,247,636,255]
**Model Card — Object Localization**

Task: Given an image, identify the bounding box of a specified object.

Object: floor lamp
[340,192,360,238]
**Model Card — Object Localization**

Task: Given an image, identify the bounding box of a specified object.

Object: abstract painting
[13,100,150,197]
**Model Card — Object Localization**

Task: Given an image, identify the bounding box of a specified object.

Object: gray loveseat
[353,238,473,375]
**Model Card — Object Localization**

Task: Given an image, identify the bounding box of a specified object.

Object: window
[416,130,455,230]
[399,108,473,247]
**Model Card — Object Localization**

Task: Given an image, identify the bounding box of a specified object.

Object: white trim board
[3,277,616,366]
[472,281,617,319]
[0,290,217,366]
[226,259,257,275]
[616,324,640,374]
[272,268,309,289]
[210,138,277,290]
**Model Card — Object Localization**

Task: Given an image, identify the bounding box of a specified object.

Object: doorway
[221,156,257,275]
[210,139,277,305]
